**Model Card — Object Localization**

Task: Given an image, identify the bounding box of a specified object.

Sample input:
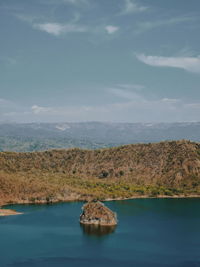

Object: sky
[1,0,200,123]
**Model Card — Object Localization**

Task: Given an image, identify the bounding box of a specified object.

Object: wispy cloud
[121,0,148,15]
[33,23,65,36]
[0,56,17,66]
[40,0,89,7]
[0,98,14,107]
[136,16,196,33]
[105,25,119,34]
[0,98,28,122]
[31,105,52,114]
[28,96,182,122]
[1,93,200,123]
[136,53,200,73]
[109,88,143,101]
[161,98,180,104]
[17,12,121,38]
[33,22,87,36]
[117,84,145,90]
[15,2,121,38]
[62,0,88,5]
[109,85,146,101]
[16,14,40,23]
[16,12,88,37]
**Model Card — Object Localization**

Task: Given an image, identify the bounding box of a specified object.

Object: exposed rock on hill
[80,201,117,226]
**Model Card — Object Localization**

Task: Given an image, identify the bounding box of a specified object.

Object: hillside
[1,122,200,151]
[0,140,200,205]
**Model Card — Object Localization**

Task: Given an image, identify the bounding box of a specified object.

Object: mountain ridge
[1,121,200,152]
[0,140,200,205]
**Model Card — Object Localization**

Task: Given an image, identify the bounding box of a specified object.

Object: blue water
[0,199,200,267]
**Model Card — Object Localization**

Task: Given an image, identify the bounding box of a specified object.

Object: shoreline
[1,194,200,216]
[104,194,200,201]
[0,209,22,216]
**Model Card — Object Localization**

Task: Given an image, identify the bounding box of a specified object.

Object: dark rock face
[80,201,117,226]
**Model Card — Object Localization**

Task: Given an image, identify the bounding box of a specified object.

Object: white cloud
[1,93,200,123]
[105,25,119,34]
[31,105,52,114]
[0,98,13,107]
[117,84,145,90]
[29,98,178,122]
[109,88,145,101]
[136,16,195,33]
[184,103,200,109]
[16,14,39,23]
[108,87,182,110]
[16,12,88,37]
[40,0,89,6]
[33,23,65,36]
[33,22,87,36]
[136,54,200,73]
[122,0,148,15]
[161,98,180,104]
[0,98,20,110]
[3,57,17,65]
[62,0,88,5]
[1,89,200,123]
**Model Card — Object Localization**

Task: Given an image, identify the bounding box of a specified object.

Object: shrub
[98,170,109,178]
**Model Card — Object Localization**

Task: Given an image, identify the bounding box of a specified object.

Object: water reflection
[80,223,116,237]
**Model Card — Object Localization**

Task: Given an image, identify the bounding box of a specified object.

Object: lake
[0,199,200,267]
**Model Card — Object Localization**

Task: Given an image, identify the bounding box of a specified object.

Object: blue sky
[1,0,200,122]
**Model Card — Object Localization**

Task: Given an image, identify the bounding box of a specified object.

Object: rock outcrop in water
[80,201,117,226]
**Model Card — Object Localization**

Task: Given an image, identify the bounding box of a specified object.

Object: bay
[0,199,200,267]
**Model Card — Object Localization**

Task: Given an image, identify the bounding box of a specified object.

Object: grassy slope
[0,140,200,205]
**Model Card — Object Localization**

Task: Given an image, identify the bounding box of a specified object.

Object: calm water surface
[0,199,200,267]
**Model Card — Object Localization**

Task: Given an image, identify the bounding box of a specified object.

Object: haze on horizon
[1,0,200,123]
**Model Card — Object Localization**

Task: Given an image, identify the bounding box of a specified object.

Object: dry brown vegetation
[0,140,200,205]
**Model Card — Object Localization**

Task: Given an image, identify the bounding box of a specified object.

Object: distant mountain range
[0,121,200,151]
